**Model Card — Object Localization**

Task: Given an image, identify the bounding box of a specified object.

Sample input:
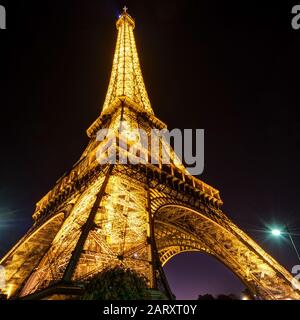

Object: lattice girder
[153,204,300,300]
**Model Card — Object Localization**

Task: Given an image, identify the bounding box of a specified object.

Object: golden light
[6,284,15,299]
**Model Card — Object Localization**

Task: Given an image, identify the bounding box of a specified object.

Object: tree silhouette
[197,294,215,300]
[81,266,150,300]
[198,293,239,300]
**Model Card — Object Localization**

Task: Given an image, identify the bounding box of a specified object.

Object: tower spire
[101,8,153,115]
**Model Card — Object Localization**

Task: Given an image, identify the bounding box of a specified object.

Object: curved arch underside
[0,212,65,297]
[154,205,300,300]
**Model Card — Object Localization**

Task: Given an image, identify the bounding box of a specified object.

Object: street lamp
[270,225,300,263]
[271,229,282,236]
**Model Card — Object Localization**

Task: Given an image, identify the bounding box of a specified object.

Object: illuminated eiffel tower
[1,8,299,300]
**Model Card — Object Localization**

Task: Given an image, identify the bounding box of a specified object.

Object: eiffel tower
[1,8,299,300]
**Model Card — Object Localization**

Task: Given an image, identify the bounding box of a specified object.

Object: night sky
[0,0,300,299]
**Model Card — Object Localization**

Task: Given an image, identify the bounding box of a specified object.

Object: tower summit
[0,10,299,300]
[102,6,153,115]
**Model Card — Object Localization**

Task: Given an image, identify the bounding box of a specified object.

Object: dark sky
[0,0,300,299]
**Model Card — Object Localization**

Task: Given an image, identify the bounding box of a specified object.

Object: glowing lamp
[271,229,282,237]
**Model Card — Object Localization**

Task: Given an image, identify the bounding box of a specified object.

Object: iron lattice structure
[1,11,299,300]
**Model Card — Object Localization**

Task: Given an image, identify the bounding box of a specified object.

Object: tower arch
[0,212,65,297]
[154,204,300,300]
